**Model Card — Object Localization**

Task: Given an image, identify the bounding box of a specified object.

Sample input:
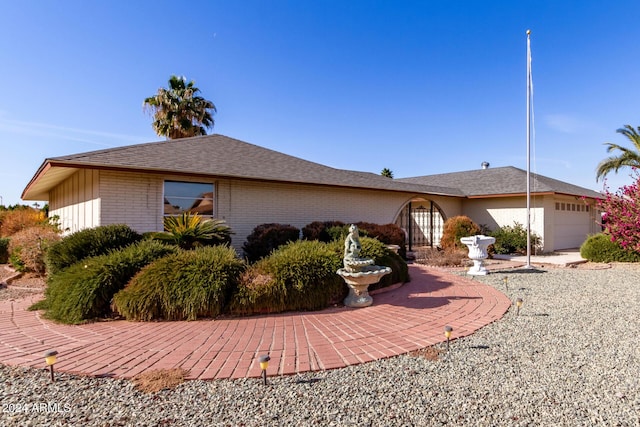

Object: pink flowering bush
[597,170,640,254]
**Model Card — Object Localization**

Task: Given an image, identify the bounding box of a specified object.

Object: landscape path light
[516,298,523,316]
[444,326,453,351]
[259,355,270,386]
[503,276,509,291]
[44,350,58,382]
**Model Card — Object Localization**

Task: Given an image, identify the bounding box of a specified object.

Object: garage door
[554,201,592,249]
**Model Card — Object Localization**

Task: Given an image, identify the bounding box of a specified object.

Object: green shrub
[113,246,245,321]
[0,237,10,264]
[46,224,142,274]
[580,233,640,263]
[303,221,407,257]
[7,226,61,275]
[153,213,233,249]
[9,250,24,272]
[230,240,345,315]
[440,216,480,251]
[30,240,176,324]
[242,223,300,263]
[326,225,350,242]
[231,237,409,315]
[490,222,541,255]
[301,221,345,242]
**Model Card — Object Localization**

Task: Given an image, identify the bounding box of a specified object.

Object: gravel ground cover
[1,263,639,426]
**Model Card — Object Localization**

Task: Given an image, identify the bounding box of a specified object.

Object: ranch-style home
[22,134,602,253]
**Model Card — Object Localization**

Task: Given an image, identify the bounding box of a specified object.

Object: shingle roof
[23,135,602,201]
[22,134,462,199]
[397,166,602,198]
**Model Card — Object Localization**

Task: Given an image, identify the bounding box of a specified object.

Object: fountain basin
[337,266,392,307]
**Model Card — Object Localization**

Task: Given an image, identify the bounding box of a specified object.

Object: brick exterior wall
[217,180,425,250]
[99,171,164,233]
[48,168,598,253]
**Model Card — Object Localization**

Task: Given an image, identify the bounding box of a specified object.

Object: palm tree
[596,124,640,182]
[381,168,394,178]
[143,75,216,139]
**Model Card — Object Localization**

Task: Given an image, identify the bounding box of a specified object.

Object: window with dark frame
[163,181,214,217]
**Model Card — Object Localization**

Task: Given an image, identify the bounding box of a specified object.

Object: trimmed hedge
[580,233,640,263]
[230,240,345,315]
[242,223,300,263]
[46,224,141,274]
[303,220,407,258]
[30,240,176,324]
[231,237,409,315]
[355,222,407,259]
[112,246,246,321]
[301,221,346,242]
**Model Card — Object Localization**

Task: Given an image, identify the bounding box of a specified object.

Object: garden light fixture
[259,355,270,385]
[503,276,509,291]
[516,298,523,316]
[44,350,58,382]
[444,326,453,351]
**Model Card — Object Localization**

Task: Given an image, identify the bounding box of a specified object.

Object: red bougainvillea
[597,170,640,253]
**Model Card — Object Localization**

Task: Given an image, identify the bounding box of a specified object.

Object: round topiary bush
[46,224,142,274]
[113,245,246,321]
[230,240,345,315]
[242,223,300,263]
[440,216,480,251]
[580,233,640,263]
[30,240,176,324]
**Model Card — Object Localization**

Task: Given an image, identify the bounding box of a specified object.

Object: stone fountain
[460,235,496,275]
[337,225,392,307]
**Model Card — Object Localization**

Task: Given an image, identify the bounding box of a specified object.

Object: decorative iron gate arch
[395,199,446,251]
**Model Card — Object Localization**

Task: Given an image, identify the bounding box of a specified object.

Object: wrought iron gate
[395,200,445,250]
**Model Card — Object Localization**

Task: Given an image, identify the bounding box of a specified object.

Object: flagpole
[525,29,533,268]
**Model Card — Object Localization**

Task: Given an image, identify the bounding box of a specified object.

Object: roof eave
[22,160,466,201]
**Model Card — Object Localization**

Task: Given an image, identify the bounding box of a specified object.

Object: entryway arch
[395,198,447,250]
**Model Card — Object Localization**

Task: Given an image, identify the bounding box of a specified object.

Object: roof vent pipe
[481,161,490,169]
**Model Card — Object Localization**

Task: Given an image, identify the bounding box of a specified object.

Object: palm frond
[596,124,640,181]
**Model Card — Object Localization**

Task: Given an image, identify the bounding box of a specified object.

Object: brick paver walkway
[0,264,511,380]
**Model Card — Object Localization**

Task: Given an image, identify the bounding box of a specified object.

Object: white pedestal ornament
[460,235,496,275]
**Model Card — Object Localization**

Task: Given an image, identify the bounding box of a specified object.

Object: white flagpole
[525,29,533,268]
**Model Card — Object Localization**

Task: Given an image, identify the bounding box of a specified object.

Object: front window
[163,181,214,217]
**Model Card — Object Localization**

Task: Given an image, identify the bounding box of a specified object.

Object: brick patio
[0,264,511,380]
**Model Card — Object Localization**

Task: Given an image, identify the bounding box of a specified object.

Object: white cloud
[0,117,148,147]
[543,114,603,135]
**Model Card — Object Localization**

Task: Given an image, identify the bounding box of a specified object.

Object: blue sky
[1,1,639,206]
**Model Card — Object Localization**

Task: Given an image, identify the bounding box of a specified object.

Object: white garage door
[554,201,592,250]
